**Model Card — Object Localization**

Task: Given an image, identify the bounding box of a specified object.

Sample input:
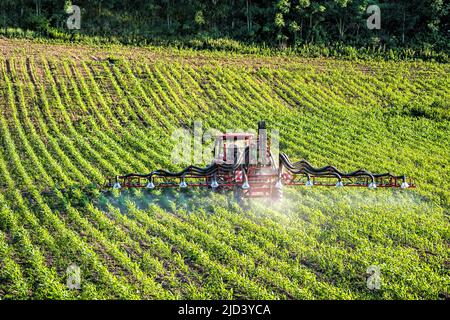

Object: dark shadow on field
[28,183,432,222]
[94,186,432,220]
[33,182,432,220]
[95,188,249,215]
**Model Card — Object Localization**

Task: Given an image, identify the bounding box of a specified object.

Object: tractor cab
[211,128,280,199]
[213,133,255,164]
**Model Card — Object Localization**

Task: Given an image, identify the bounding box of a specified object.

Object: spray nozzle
[146,180,155,189]
[275,179,283,190]
[211,175,219,189]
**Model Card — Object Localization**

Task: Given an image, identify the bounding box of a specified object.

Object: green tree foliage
[0,0,448,52]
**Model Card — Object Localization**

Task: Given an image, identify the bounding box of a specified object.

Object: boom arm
[105,151,414,190]
[278,153,413,189]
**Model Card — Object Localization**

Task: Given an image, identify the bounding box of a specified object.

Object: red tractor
[105,121,414,199]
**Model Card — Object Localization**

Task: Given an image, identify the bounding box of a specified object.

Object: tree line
[0,1,449,51]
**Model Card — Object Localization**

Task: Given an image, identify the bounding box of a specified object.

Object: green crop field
[0,38,449,300]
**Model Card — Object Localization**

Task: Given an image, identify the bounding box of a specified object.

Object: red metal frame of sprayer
[105,121,415,198]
